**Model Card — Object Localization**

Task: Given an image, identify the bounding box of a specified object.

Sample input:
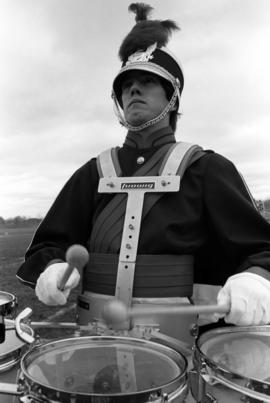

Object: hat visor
[112,62,176,106]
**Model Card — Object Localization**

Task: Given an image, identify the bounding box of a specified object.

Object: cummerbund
[83,253,194,298]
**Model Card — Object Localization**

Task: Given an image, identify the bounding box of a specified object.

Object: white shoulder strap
[159,142,203,177]
[97,147,121,178]
[97,142,203,178]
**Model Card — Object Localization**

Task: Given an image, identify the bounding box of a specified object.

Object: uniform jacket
[17,128,270,293]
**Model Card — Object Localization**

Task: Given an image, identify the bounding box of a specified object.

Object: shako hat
[112,3,184,131]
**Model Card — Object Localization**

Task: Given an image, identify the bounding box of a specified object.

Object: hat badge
[126,43,157,65]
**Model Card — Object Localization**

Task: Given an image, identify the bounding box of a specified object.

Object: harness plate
[98,175,180,194]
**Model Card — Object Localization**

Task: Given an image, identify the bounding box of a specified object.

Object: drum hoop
[0,322,34,368]
[195,325,270,394]
[0,291,17,316]
[0,337,25,363]
[20,335,187,399]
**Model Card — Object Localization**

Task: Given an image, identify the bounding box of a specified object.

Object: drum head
[198,326,270,383]
[21,336,186,399]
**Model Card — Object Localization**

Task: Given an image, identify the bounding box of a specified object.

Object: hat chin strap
[112,86,180,132]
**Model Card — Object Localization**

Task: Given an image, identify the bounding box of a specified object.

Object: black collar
[124,127,176,150]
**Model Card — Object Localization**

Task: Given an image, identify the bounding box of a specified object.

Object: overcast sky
[1,0,270,219]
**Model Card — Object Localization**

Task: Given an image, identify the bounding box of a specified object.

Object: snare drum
[18,336,188,402]
[190,326,270,402]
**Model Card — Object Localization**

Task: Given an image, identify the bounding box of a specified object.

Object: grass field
[0,226,78,324]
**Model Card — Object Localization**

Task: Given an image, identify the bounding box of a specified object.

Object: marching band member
[17,3,270,344]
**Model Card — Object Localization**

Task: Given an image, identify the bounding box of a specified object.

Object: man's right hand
[35,262,80,306]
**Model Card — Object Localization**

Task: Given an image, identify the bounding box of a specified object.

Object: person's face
[121,71,169,127]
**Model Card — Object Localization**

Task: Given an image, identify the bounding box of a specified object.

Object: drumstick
[129,303,229,317]
[102,299,229,325]
[58,245,89,291]
[47,302,76,322]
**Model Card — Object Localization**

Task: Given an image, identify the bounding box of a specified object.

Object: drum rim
[20,335,188,399]
[195,325,270,393]
[0,291,17,315]
[0,321,34,365]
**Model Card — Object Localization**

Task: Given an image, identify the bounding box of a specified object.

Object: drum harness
[78,141,206,352]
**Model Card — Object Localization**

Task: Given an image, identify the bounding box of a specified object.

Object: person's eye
[122,80,132,91]
[142,76,156,85]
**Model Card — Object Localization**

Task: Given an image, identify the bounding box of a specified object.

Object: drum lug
[18,377,47,403]
[190,323,199,339]
[189,366,218,403]
[20,395,45,403]
[188,370,217,403]
[160,392,168,402]
[159,391,184,402]
[189,369,206,402]
[203,393,218,403]
[158,382,188,402]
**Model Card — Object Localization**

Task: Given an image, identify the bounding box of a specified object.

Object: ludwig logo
[121,182,155,190]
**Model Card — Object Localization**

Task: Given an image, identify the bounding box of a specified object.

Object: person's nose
[130,80,142,96]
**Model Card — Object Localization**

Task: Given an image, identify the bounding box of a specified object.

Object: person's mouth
[128,99,146,108]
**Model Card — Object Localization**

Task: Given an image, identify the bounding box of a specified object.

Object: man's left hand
[217,272,270,325]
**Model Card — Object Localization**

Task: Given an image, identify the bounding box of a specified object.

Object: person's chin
[126,113,148,127]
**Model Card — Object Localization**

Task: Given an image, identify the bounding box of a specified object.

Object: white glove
[217,272,270,325]
[35,262,80,306]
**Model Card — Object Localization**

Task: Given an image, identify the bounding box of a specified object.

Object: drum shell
[189,326,270,403]
[77,292,196,347]
[18,335,189,402]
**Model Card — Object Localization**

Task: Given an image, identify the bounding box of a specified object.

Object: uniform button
[137,156,145,165]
